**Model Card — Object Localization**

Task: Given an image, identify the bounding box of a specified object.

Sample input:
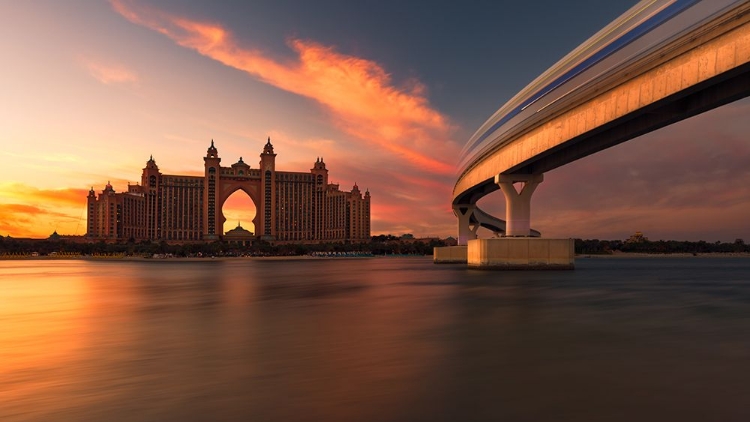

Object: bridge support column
[462,172,572,269]
[454,205,477,246]
[495,173,543,237]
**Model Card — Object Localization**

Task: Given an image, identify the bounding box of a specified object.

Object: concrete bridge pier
[436,173,574,269]
[495,173,543,237]
[464,172,574,270]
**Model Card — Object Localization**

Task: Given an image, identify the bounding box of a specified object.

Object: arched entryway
[222,190,257,235]
[219,186,259,239]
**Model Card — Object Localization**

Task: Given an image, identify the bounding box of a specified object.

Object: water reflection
[2,257,750,421]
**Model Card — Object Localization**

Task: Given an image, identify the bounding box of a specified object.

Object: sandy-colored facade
[86,139,371,243]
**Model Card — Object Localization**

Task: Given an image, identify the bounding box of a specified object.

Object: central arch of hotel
[217,180,260,236]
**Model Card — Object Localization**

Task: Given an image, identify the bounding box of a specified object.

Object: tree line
[0,235,448,257]
[2,235,747,258]
[575,238,748,255]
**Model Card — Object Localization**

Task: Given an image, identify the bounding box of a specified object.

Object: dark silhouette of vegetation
[0,235,448,257]
[3,234,747,258]
[575,238,748,255]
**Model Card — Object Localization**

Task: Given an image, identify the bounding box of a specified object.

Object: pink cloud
[81,57,138,85]
[109,0,458,176]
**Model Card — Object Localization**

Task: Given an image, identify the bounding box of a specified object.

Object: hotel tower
[86,139,371,243]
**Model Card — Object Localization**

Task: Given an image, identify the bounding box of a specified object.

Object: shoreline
[0,254,391,262]
[2,252,750,261]
[578,252,750,258]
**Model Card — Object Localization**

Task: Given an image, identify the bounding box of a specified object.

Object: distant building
[444,237,458,246]
[48,231,88,243]
[625,231,648,243]
[223,223,254,246]
[86,139,371,243]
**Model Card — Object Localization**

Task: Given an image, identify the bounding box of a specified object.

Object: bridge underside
[456,62,750,209]
[514,62,750,176]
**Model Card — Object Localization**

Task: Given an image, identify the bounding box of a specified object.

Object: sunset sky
[1,0,749,242]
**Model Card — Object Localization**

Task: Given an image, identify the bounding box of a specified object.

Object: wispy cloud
[81,56,138,85]
[0,183,89,207]
[109,0,458,176]
[0,184,90,238]
[0,203,81,238]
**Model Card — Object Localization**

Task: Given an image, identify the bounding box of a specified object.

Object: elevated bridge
[454,0,750,245]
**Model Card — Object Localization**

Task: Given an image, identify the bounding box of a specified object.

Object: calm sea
[2,257,750,421]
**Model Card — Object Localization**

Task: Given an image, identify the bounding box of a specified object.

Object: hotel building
[86,139,371,243]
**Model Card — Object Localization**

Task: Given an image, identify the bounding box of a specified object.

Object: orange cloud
[0,184,91,238]
[109,0,458,176]
[1,183,89,207]
[0,203,80,238]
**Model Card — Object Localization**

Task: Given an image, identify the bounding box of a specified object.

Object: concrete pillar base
[467,238,575,270]
[433,246,468,264]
